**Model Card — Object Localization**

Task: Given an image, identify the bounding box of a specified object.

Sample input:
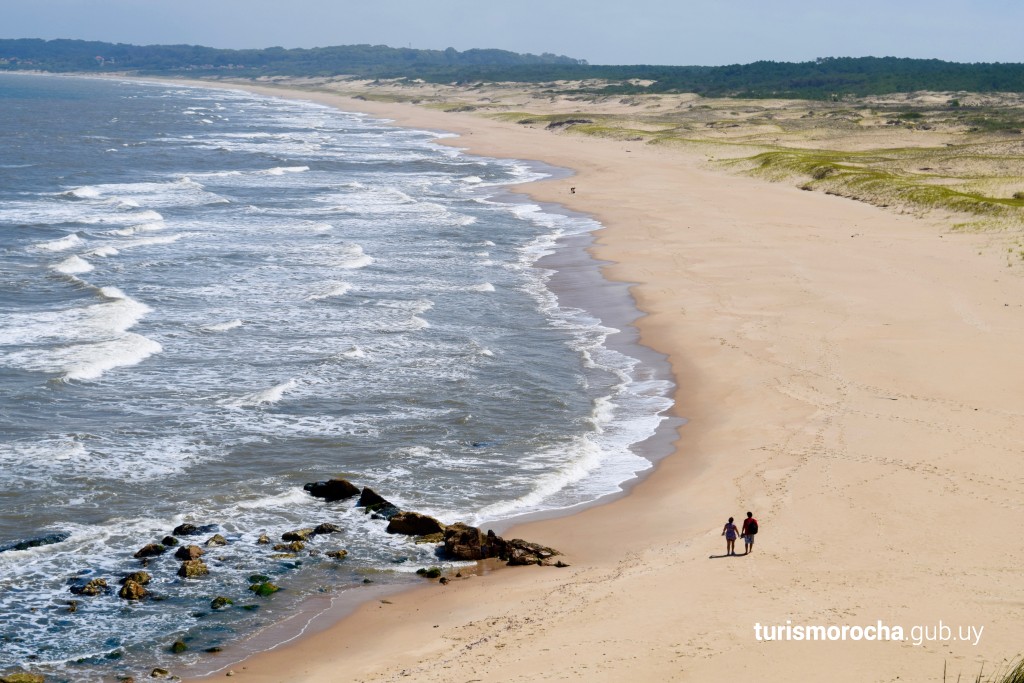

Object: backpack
[748,519,758,535]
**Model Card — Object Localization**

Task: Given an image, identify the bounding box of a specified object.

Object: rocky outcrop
[133,543,165,559]
[210,596,233,609]
[304,479,359,502]
[325,549,348,560]
[119,579,148,600]
[120,571,151,586]
[248,581,279,596]
[70,578,108,596]
[273,541,304,552]
[204,534,228,547]
[174,545,204,561]
[357,487,400,519]
[440,523,561,566]
[177,560,208,578]
[385,511,445,536]
[443,523,495,560]
[0,532,71,553]
[161,536,179,547]
[313,523,341,535]
[504,539,560,566]
[281,528,314,542]
[256,534,270,545]
[0,672,47,683]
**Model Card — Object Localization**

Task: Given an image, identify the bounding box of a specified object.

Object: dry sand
[178,80,1024,682]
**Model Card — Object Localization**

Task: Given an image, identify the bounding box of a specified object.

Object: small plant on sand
[949,656,1024,683]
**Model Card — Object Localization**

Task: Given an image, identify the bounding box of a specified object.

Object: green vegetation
[3,40,1024,98]
[734,146,1024,220]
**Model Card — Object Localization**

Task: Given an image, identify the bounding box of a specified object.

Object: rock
[0,531,71,553]
[150,667,171,678]
[67,600,78,613]
[172,523,199,536]
[504,538,560,566]
[170,640,188,654]
[313,523,341,535]
[439,577,449,585]
[70,578,108,596]
[256,534,270,545]
[443,522,494,560]
[177,560,209,578]
[281,528,314,542]
[248,581,279,597]
[0,672,46,683]
[303,479,359,502]
[204,534,228,547]
[119,579,149,600]
[385,511,445,536]
[133,543,166,559]
[210,596,233,609]
[161,536,179,547]
[175,545,204,561]
[325,549,348,560]
[415,567,442,579]
[357,487,401,518]
[272,541,305,552]
[120,571,152,586]
[204,646,223,653]
[555,560,570,568]
[248,574,271,583]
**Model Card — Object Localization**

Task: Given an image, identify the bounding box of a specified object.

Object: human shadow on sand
[708,553,749,559]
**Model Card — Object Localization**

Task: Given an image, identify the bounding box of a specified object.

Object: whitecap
[35,234,83,252]
[469,283,495,293]
[202,319,243,332]
[52,255,93,274]
[225,379,298,407]
[261,166,310,176]
[308,282,352,301]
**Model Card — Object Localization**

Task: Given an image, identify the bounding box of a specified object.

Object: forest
[3,39,1024,99]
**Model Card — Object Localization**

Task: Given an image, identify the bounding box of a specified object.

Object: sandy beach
[174,79,1024,682]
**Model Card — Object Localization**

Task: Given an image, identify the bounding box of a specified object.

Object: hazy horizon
[2,0,1022,67]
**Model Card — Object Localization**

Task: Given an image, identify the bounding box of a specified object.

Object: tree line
[2,40,1023,98]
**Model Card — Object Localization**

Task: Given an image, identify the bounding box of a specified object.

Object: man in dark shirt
[741,511,758,555]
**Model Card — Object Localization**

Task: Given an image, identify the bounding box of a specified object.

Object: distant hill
[2,39,1024,99]
[0,38,584,75]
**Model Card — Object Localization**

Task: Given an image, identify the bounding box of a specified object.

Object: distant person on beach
[722,516,738,556]
[741,511,758,554]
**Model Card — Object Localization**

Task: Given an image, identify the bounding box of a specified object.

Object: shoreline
[159,78,1024,681]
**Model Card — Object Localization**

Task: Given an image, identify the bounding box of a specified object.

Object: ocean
[0,73,674,681]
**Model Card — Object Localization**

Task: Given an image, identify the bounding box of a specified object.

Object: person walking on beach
[741,511,758,555]
[722,516,739,556]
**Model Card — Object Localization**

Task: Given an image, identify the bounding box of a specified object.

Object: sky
[1,0,1022,66]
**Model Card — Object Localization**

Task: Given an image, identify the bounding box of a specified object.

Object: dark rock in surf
[119,571,151,586]
[177,559,209,578]
[357,487,401,519]
[70,578,109,596]
[304,479,359,502]
[204,534,228,547]
[256,534,270,545]
[385,512,445,536]
[281,528,314,542]
[326,549,348,560]
[133,543,166,559]
[172,523,216,537]
[175,545,204,561]
[161,536,179,547]
[119,579,148,600]
[313,523,341,535]
[0,531,71,553]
